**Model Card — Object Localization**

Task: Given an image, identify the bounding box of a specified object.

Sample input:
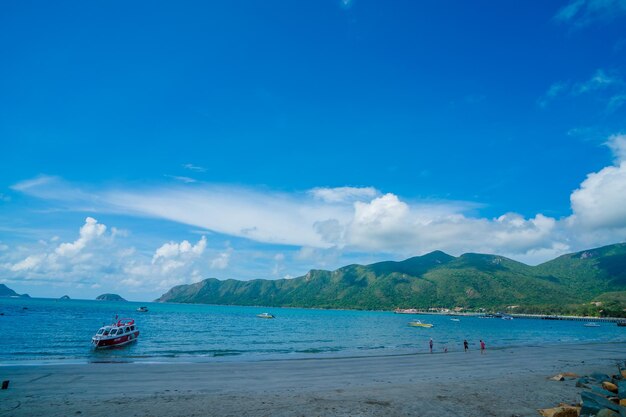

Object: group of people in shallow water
[429,338,486,354]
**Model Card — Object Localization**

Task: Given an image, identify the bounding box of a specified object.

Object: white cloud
[166,175,197,184]
[10,255,44,272]
[574,69,622,94]
[606,133,626,161]
[182,163,207,173]
[9,134,626,274]
[539,70,624,109]
[569,135,626,229]
[210,247,232,270]
[555,0,626,26]
[56,217,106,257]
[153,236,206,262]
[310,186,379,203]
[8,218,110,274]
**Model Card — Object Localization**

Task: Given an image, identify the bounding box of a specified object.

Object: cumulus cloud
[606,133,626,161]
[7,217,112,275]
[569,134,626,229]
[56,217,106,257]
[153,236,206,262]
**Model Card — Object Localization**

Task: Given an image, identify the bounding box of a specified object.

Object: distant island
[59,295,71,300]
[0,284,29,298]
[157,243,626,317]
[96,293,127,301]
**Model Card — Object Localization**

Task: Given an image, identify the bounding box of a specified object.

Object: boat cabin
[95,324,136,337]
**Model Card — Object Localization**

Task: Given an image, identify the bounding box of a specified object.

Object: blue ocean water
[1,297,624,364]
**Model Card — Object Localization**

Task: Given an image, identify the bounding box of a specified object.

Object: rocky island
[95,293,127,301]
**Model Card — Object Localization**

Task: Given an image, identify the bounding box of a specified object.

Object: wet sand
[1,342,624,417]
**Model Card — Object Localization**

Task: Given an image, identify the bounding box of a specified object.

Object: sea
[1,297,624,365]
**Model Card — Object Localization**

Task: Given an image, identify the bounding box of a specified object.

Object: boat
[91,318,139,348]
[617,321,626,327]
[501,315,514,320]
[136,306,148,312]
[408,320,433,328]
[583,322,600,327]
[257,312,275,319]
[450,318,461,322]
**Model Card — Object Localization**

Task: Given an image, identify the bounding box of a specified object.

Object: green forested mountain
[156,243,626,316]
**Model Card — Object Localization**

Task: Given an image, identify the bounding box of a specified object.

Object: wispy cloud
[538,69,625,110]
[182,163,207,173]
[165,175,197,183]
[555,0,626,27]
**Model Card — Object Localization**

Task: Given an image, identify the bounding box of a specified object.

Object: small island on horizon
[96,293,127,302]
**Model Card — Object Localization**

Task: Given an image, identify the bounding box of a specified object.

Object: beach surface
[1,343,624,417]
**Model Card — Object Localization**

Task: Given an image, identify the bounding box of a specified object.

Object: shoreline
[2,342,624,416]
[2,339,626,367]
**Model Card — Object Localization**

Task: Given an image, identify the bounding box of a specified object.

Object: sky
[1,0,626,301]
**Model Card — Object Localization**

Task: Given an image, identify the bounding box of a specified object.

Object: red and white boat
[91,318,139,348]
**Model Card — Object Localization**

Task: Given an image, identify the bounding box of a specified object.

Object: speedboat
[501,315,514,320]
[92,318,139,348]
[257,312,275,319]
[450,318,461,322]
[408,320,433,328]
[584,322,600,327]
[136,306,148,312]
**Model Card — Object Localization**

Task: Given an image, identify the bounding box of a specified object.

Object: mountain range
[157,243,626,317]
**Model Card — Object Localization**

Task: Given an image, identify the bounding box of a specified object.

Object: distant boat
[257,312,275,319]
[408,320,433,328]
[501,315,514,320]
[136,306,148,312]
[450,318,461,322]
[584,322,600,327]
[617,320,626,327]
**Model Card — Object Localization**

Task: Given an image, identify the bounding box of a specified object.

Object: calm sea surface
[1,297,624,364]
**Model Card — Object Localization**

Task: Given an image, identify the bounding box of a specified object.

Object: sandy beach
[1,342,624,417]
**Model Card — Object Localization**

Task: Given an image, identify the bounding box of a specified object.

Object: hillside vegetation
[156,243,626,316]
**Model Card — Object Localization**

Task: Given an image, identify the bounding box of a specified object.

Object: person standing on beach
[480,339,486,354]
[429,338,433,353]
[463,339,468,352]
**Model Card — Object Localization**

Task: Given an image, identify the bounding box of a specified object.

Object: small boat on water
[136,306,148,312]
[408,320,433,328]
[450,318,461,322]
[91,318,139,348]
[617,321,626,327]
[257,312,275,319]
[584,322,600,327]
[501,315,514,320]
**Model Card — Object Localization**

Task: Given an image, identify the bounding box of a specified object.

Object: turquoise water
[1,297,624,364]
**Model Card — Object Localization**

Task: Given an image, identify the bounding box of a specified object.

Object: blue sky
[2,0,626,300]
